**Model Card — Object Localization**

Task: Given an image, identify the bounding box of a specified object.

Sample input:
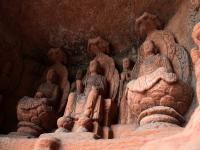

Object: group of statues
[15,12,193,138]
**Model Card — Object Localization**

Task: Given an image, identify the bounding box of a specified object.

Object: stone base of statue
[16,97,58,137]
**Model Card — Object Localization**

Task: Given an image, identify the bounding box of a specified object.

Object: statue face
[143,41,155,57]
[76,80,84,93]
[123,58,130,70]
[46,69,57,83]
[191,0,200,10]
[76,69,84,80]
[89,60,99,74]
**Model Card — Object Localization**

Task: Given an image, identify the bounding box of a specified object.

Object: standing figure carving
[118,58,133,124]
[126,12,193,127]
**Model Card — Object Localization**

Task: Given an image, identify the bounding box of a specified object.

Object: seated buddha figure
[57,60,108,133]
[126,40,192,127]
[17,69,61,137]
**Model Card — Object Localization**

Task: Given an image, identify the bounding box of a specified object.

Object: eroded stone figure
[57,60,108,132]
[118,58,133,124]
[87,37,119,101]
[140,22,200,150]
[47,48,70,114]
[17,69,61,136]
[127,14,193,127]
[191,0,200,10]
[16,48,70,137]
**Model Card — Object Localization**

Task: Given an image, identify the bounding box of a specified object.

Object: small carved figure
[118,58,133,124]
[127,38,192,127]
[134,12,191,84]
[191,0,200,11]
[17,69,61,137]
[57,60,108,132]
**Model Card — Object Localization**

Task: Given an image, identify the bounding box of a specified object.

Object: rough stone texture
[0,0,183,133]
[0,0,200,150]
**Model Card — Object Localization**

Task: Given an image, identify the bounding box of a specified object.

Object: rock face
[0,0,200,150]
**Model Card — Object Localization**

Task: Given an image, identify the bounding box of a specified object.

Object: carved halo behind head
[87,36,110,57]
[135,12,163,39]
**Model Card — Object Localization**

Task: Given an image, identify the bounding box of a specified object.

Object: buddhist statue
[87,37,119,129]
[127,40,192,126]
[17,69,61,137]
[126,13,193,127]
[56,37,119,139]
[118,58,133,124]
[57,60,108,133]
[16,48,70,137]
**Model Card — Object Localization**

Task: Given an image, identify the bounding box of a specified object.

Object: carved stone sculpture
[118,58,133,124]
[87,37,119,101]
[127,14,193,127]
[47,48,70,114]
[87,37,119,128]
[57,37,119,138]
[191,0,200,11]
[140,22,200,150]
[17,69,61,136]
[70,69,85,93]
[16,48,70,137]
[134,12,191,84]
[57,60,108,133]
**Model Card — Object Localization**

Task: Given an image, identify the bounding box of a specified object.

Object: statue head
[191,0,200,11]
[122,57,131,70]
[135,12,162,39]
[89,60,101,74]
[192,22,200,48]
[46,69,58,83]
[76,69,84,80]
[48,48,67,64]
[142,40,156,57]
[76,80,84,93]
[87,36,110,56]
